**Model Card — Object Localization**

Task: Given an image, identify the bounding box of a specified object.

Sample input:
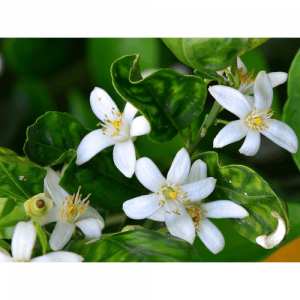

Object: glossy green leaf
[0,147,46,202]
[0,239,11,251]
[64,229,201,262]
[24,112,90,167]
[197,152,289,245]
[283,48,300,170]
[112,54,207,143]
[59,155,146,211]
[162,38,269,72]
[0,198,29,229]
[87,38,176,108]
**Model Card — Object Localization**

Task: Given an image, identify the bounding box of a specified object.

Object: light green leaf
[0,147,46,202]
[0,198,29,229]
[197,152,289,245]
[64,229,201,262]
[33,219,48,255]
[112,54,207,143]
[162,38,269,72]
[283,48,300,170]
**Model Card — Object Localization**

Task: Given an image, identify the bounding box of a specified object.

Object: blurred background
[0,38,299,261]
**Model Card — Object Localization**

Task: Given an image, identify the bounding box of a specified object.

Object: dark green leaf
[24,112,90,167]
[59,155,146,211]
[112,54,207,143]
[0,147,46,201]
[197,152,289,244]
[162,38,249,71]
[194,69,223,80]
[0,239,11,251]
[283,48,300,170]
[64,229,201,262]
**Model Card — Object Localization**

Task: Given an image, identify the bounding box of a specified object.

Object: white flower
[209,71,298,155]
[76,87,151,178]
[256,211,286,249]
[43,168,105,251]
[123,148,217,244]
[218,57,288,96]
[0,219,83,262]
[181,159,249,254]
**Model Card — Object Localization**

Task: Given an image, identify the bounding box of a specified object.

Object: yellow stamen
[113,120,121,129]
[170,192,177,199]
[254,117,262,125]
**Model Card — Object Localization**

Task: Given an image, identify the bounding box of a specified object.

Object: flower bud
[24,193,54,222]
[121,225,144,232]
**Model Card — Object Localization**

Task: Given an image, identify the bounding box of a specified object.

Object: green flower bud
[121,225,144,232]
[24,193,54,223]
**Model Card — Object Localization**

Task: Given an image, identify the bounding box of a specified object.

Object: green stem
[215,119,229,125]
[230,58,240,89]
[179,131,188,145]
[187,101,222,156]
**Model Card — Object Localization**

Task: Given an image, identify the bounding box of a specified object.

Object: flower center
[162,187,177,199]
[185,204,207,231]
[239,68,255,84]
[60,186,90,223]
[96,107,130,142]
[245,106,274,131]
[157,182,190,215]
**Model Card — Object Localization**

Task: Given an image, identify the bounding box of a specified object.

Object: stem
[179,131,188,145]
[215,119,229,125]
[187,101,222,156]
[230,58,240,89]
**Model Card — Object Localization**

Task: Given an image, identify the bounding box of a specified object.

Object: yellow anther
[67,203,77,217]
[113,120,121,129]
[170,192,177,199]
[112,130,118,136]
[254,117,262,125]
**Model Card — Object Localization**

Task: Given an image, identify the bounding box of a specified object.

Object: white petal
[0,252,13,262]
[208,85,252,118]
[261,120,298,153]
[113,139,136,178]
[183,159,207,185]
[42,206,60,225]
[135,158,166,192]
[123,102,138,124]
[245,95,254,107]
[90,87,119,122]
[253,71,273,111]
[181,177,216,202]
[256,211,286,249]
[76,218,102,239]
[213,120,248,148]
[49,221,75,251]
[202,200,249,219]
[31,252,83,262]
[45,168,70,207]
[196,218,225,254]
[239,130,261,156]
[167,148,191,185]
[78,206,105,229]
[123,193,160,219]
[164,201,195,244]
[130,116,150,137]
[12,219,36,262]
[268,72,288,88]
[148,207,165,222]
[76,129,116,165]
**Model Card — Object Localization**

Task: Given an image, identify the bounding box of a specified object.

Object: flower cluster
[5,54,295,261]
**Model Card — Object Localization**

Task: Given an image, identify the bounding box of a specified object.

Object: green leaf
[162,38,249,71]
[0,239,11,251]
[59,155,146,211]
[197,152,289,245]
[194,69,223,80]
[24,112,90,167]
[0,147,46,202]
[0,198,29,229]
[87,38,176,108]
[33,219,48,255]
[112,54,207,143]
[64,229,201,262]
[283,48,300,170]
